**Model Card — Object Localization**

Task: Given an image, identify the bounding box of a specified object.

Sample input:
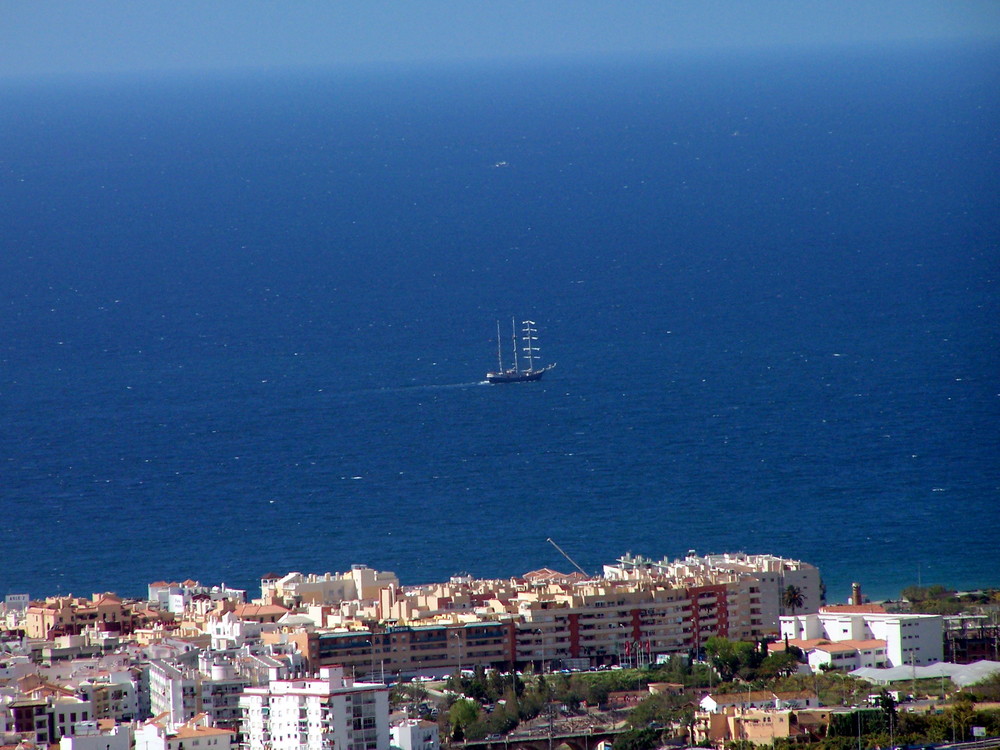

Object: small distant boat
[486,319,556,384]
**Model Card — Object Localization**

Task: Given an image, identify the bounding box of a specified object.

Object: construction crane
[546,537,590,578]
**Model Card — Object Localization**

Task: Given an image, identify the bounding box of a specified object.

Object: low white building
[135,714,236,750]
[235,649,306,687]
[260,566,399,608]
[781,606,942,668]
[51,697,97,740]
[804,639,888,672]
[148,582,246,616]
[0,655,36,682]
[59,723,131,750]
[205,613,264,651]
[240,666,390,750]
[390,719,439,750]
[699,690,818,713]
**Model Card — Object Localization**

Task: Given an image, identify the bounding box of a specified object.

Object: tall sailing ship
[486,319,556,384]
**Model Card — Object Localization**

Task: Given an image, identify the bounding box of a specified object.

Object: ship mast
[510,318,519,373]
[522,320,538,371]
[495,320,504,373]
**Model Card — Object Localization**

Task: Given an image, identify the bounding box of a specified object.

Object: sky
[2,1,999,81]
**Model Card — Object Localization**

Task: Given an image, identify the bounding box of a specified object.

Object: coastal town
[2,552,998,750]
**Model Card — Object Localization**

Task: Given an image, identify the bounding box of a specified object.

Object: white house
[391,719,439,750]
[804,639,888,672]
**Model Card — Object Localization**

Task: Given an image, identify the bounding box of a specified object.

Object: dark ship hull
[485,365,554,384]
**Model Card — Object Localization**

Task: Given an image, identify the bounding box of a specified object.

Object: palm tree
[783,584,805,615]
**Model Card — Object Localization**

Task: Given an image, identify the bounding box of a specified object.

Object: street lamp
[451,631,463,674]
[363,638,375,680]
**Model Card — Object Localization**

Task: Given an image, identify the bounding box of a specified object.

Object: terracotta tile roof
[820,604,886,614]
[146,712,171,728]
[810,639,884,654]
[772,638,832,652]
[232,604,290,617]
[522,567,568,580]
[521,568,590,584]
[812,642,859,653]
[837,639,886,650]
[172,725,236,739]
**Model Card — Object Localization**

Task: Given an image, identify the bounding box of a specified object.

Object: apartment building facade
[147,658,249,729]
[25,595,141,640]
[256,553,819,677]
[239,666,389,750]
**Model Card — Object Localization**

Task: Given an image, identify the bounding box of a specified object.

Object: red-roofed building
[522,568,590,585]
[25,595,140,640]
[231,604,289,623]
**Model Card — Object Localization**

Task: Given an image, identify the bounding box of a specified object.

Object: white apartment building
[77,673,139,722]
[147,658,248,729]
[261,566,399,608]
[148,660,200,727]
[239,666,390,750]
[781,609,943,668]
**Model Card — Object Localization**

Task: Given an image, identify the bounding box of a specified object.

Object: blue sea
[1,42,998,605]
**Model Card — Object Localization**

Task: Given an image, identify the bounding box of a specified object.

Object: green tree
[875,689,897,722]
[783,585,805,615]
[626,692,688,728]
[757,649,803,679]
[705,637,763,681]
[448,698,481,740]
[613,727,661,750]
[947,695,976,742]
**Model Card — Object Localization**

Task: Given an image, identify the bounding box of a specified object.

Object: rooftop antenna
[546,538,589,578]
